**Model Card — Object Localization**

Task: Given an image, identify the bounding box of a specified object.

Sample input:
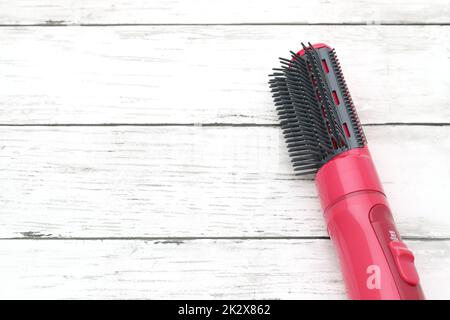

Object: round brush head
[269,43,366,175]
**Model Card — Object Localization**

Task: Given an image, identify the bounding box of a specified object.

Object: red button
[389,241,420,286]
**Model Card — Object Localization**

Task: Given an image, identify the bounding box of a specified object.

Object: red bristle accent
[343,123,351,137]
[332,138,338,149]
[332,90,340,105]
[322,59,329,73]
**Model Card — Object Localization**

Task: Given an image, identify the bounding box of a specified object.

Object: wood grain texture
[0,239,448,299]
[1,125,448,238]
[0,0,448,25]
[1,26,449,125]
[1,0,449,300]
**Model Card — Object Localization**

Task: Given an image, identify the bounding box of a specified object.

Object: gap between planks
[2,23,450,27]
[2,236,450,241]
[0,123,448,127]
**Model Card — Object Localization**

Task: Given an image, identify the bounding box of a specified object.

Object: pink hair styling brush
[269,43,425,300]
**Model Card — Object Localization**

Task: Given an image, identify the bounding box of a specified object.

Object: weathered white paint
[1,26,449,124]
[0,0,448,300]
[0,125,448,239]
[0,239,448,299]
[0,0,448,25]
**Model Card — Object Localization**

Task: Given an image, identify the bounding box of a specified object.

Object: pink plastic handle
[316,146,425,300]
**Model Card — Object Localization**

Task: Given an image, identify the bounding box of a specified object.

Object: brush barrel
[315,146,425,300]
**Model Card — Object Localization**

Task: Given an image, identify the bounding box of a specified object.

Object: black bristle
[268,43,365,175]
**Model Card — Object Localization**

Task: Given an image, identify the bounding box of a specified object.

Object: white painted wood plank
[0,239,447,299]
[0,125,448,238]
[0,0,448,24]
[1,26,449,125]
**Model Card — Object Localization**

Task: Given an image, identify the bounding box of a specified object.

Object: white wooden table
[0,0,449,299]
